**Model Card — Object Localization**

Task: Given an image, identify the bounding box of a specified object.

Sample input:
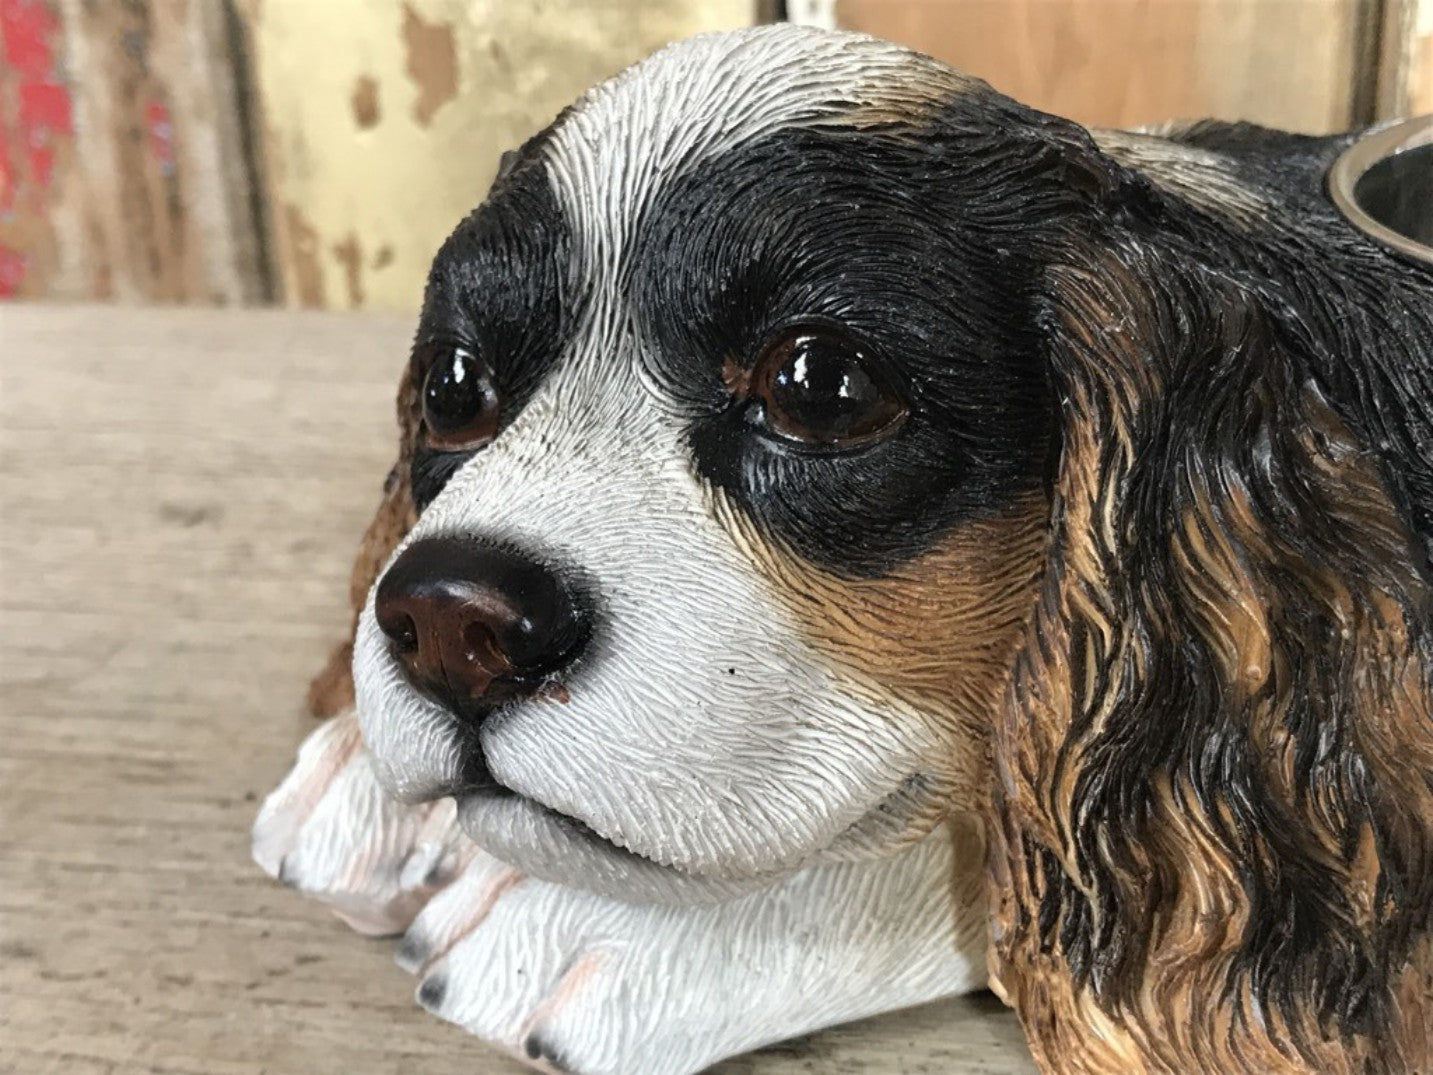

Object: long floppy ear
[307,360,422,717]
[986,237,1433,1072]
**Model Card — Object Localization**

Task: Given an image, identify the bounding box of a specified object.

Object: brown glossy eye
[420,344,500,451]
[749,327,907,448]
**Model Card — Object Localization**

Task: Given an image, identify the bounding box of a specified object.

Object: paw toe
[523,1031,575,1073]
[396,851,523,974]
[416,973,447,1014]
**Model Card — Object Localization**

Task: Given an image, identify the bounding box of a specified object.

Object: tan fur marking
[714,489,1047,818]
[308,362,421,718]
[836,65,977,131]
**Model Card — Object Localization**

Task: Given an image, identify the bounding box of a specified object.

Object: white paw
[396,828,982,1075]
[252,710,476,935]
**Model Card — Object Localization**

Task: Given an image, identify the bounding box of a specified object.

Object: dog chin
[356,643,949,902]
[451,770,946,906]
[452,787,784,904]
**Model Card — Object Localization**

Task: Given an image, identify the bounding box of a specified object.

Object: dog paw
[399,858,704,1075]
[395,832,979,1074]
[252,710,475,935]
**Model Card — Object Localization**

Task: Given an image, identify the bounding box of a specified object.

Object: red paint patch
[0,244,27,297]
[18,79,71,131]
[18,80,71,188]
[145,97,175,173]
[0,124,15,213]
[0,0,75,297]
[0,0,59,74]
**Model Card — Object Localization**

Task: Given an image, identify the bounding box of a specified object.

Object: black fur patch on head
[627,94,1107,577]
[408,148,577,510]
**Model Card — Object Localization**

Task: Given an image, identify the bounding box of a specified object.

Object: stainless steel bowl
[1329,115,1433,266]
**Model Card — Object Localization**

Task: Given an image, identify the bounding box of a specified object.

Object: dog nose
[374,537,586,714]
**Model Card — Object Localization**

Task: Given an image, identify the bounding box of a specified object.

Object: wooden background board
[1380,0,1433,116]
[0,304,1036,1074]
[4,0,1416,308]
[833,0,1376,134]
[0,0,269,303]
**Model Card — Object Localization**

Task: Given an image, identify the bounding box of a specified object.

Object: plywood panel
[0,0,268,302]
[245,0,757,312]
[834,0,1371,134]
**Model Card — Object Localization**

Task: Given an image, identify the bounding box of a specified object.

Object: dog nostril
[388,613,418,654]
[375,598,419,651]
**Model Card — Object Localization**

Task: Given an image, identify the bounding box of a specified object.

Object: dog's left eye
[419,343,500,452]
[745,326,907,449]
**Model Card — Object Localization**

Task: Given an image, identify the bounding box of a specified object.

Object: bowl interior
[1352,141,1433,247]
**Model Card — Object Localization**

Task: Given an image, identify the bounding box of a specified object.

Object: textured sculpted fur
[256,26,1433,1075]
[985,125,1433,1071]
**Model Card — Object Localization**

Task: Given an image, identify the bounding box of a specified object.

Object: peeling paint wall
[6,1,1405,308]
[0,0,74,297]
[246,0,756,311]
[0,0,268,302]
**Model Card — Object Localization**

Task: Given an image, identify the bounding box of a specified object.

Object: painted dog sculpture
[254,25,1433,1075]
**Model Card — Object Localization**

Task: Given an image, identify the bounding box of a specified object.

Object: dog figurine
[253,25,1433,1075]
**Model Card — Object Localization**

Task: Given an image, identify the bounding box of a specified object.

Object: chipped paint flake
[401,3,456,127]
[352,74,381,129]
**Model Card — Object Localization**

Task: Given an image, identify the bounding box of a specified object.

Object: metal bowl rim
[1328,114,1433,266]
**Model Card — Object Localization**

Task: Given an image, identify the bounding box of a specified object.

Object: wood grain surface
[1379,0,1433,116]
[0,305,1035,1074]
[1,2,269,303]
[835,0,1375,134]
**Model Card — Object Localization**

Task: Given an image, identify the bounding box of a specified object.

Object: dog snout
[374,537,586,718]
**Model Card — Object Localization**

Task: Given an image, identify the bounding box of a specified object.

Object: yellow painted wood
[244,0,758,312]
[0,303,1036,1075]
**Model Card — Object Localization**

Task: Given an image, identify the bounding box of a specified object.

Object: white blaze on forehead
[542,25,968,279]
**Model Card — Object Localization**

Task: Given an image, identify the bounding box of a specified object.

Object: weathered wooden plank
[0,0,269,302]
[0,303,1035,1074]
[832,0,1374,134]
[1379,0,1433,117]
[242,0,757,312]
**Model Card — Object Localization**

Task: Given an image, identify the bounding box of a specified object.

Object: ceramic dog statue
[253,25,1433,1075]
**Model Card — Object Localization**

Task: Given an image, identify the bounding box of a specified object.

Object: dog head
[344,25,1120,903]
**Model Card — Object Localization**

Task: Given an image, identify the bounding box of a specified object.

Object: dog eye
[419,343,500,452]
[749,327,907,448]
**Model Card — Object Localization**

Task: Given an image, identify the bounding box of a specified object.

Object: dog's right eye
[419,343,500,452]
[742,325,908,450]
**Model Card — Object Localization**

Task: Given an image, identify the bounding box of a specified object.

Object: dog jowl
[255,25,1433,1075]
